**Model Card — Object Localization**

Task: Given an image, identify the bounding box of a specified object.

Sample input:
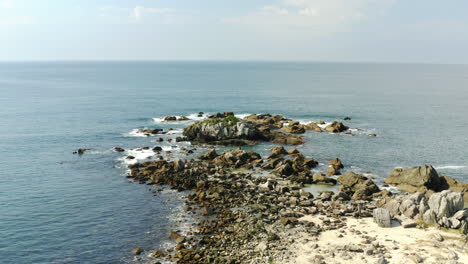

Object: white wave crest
[119,146,175,165]
[152,113,210,123]
[435,165,467,170]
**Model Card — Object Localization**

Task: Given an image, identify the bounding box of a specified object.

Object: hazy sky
[1,0,468,63]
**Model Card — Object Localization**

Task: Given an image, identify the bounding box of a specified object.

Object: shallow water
[1,61,467,263]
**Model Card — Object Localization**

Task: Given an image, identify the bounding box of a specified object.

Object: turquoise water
[1,62,467,263]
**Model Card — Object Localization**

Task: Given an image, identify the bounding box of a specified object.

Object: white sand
[289,215,468,264]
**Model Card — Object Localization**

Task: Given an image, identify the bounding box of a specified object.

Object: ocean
[0,61,467,263]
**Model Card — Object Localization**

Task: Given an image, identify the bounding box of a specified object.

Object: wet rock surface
[117,112,468,264]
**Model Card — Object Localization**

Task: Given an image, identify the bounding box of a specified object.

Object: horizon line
[0,59,467,66]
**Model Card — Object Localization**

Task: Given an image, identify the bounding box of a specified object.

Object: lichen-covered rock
[384,165,443,193]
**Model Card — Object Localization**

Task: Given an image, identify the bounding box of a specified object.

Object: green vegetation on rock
[201,115,240,126]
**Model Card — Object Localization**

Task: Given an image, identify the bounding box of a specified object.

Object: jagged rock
[373,208,392,228]
[441,176,468,201]
[338,172,379,200]
[304,122,322,132]
[183,117,260,144]
[199,149,218,160]
[332,191,351,201]
[329,158,344,169]
[325,121,349,133]
[114,147,125,152]
[270,146,288,155]
[281,122,305,134]
[452,209,468,220]
[318,191,334,201]
[287,148,300,155]
[399,192,424,218]
[274,163,294,176]
[313,173,337,185]
[164,116,177,121]
[327,166,340,176]
[384,165,443,193]
[427,190,464,221]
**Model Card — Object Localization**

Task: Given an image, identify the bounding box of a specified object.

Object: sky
[1,0,468,63]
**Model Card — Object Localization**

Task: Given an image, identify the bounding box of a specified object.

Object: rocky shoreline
[118,113,467,264]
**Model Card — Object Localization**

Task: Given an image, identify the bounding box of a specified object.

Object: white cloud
[299,7,319,16]
[224,0,395,35]
[132,6,175,20]
[262,6,289,15]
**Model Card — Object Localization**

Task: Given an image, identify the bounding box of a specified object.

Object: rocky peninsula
[121,113,468,264]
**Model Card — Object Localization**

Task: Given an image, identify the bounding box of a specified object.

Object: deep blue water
[1,61,467,264]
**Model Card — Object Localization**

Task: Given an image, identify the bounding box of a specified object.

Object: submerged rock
[114,147,125,152]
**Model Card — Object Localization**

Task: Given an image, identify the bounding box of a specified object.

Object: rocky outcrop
[183,117,260,145]
[183,114,305,145]
[325,122,349,133]
[337,172,380,200]
[384,165,443,193]
[377,190,467,232]
[385,165,468,201]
